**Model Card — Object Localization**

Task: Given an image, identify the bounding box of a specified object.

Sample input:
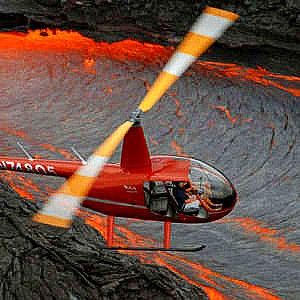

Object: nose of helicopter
[203,172,237,209]
[188,159,238,213]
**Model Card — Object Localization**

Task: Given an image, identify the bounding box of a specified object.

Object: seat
[149,182,169,214]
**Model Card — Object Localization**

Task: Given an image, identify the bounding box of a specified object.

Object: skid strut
[104,217,206,252]
[106,216,114,247]
[164,221,171,249]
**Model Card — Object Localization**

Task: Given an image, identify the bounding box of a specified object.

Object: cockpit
[188,159,236,210]
[144,156,237,220]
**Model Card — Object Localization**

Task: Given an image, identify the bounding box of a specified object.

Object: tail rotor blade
[33,121,133,227]
[138,6,239,112]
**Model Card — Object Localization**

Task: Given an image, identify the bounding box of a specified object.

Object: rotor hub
[129,109,144,124]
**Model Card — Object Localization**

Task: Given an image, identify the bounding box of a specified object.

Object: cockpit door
[144,181,176,217]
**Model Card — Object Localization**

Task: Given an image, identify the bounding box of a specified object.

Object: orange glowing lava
[167,92,185,117]
[2,173,35,200]
[219,218,300,254]
[0,29,299,97]
[0,125,73,161]
[41,144,73,160]
[96,218,281,300]
[215,105,238,124]
[3,176,283,300]
[149,137,159,146]
[0,126,26,139]
[1,28,298,300]
[171,140,186,156]
[211,105,253,124]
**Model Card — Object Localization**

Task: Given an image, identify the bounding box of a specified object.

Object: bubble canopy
[174,156,237,211]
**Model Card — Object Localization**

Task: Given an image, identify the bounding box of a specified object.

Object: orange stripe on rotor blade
[32,213,71,228]
[177,32,215,58]
[204,6,239,21]
[94,121,133,157]
[139,71,178,112]
[59,174,95,197]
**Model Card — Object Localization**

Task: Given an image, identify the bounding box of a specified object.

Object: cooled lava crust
[0,30,299,299]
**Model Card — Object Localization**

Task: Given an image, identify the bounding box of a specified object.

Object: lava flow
[218,218,300,254]
[0,29,299,96]
[0,28,299,299]
[1,175,282,300]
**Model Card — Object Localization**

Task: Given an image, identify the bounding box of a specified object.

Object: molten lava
[41,144,73,160]
[0,29,299,97]
[0,28,299,300]
[3,165,282,300]
[219,218,300,254]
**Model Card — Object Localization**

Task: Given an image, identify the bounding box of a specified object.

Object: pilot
[173,182,202,213]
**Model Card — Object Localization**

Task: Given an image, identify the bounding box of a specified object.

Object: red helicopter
[0,6,239,251]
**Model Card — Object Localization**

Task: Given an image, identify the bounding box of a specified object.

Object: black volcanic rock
[0,0,299,53]
[0,181,206,300]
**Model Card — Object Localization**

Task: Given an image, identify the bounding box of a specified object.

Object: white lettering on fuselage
[0,161,57,175]
[124,185,137,193]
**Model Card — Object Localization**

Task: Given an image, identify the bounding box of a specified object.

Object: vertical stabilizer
[121,123,152,173]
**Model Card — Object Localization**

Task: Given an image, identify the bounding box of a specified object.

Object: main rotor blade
[33,121,133,228]
[138,6,239,112]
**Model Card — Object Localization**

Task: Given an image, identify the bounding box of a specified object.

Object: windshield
[188,161,236,208]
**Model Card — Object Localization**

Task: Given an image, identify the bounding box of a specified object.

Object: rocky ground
[0,1,299,299]
[0,0,299,52]
[0,181,206,299]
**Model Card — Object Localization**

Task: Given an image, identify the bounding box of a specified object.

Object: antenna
[17,141,34,160]
[71,146,87,165]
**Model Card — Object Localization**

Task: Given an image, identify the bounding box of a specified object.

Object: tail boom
[0,156,82,178]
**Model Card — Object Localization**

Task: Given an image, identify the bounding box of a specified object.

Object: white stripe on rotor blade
[76,155,108,178]
[190,13,233,39]
[163,52,196,77]
[39,193,82,220]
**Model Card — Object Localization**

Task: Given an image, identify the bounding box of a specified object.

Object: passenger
[201,181,222,210]
[184,189,208,218]
[184,190,201,210]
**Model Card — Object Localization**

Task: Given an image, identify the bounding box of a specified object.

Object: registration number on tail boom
[0,161,57,175]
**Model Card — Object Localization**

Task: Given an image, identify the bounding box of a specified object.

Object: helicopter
[0,6,239,251]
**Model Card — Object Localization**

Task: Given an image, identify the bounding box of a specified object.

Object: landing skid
[97,215,205,252]
[101,245,206,252]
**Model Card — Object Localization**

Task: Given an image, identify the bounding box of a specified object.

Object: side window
[151,181,167,194]
[143,181,169,214]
